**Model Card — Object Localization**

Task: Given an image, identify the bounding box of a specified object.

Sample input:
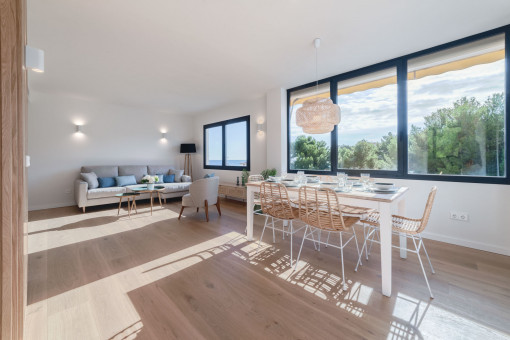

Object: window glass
[337,68,398,170]
[408,34,506,177]
[205,126,223,166]
[289,83,331,171]
[226,121,248,167]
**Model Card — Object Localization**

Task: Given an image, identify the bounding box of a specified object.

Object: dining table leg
[398,198,407,259]
[379,202,392,297]
[246,185,255,241]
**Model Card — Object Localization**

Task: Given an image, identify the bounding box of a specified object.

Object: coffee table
[115,192,140,217]
[130,185,165,215]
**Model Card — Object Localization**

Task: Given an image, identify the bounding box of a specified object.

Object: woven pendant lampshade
[295,38,341,134]
[296,97,341,134]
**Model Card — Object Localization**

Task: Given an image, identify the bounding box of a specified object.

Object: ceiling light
[296,38,340,134]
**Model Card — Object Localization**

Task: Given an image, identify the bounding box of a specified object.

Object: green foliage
[241,169,249,186]
[291,136,331,170]
[261,168,277,180]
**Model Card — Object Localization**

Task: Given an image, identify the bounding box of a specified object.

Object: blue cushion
[98,177,116,188]
[163,174,175,183]
[116,175,137,187]
[204,173,215,178]
[156,174,164,184]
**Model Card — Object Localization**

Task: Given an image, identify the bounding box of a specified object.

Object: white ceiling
[27,0,510,114]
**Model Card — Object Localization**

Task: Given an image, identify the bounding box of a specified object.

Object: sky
[290,59,505,147]
[206,121,247,162]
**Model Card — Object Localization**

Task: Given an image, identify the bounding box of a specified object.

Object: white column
[266,88,287,174]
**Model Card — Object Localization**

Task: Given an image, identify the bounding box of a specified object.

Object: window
[408,34,506,177]
[204,116,250,170]
[287,26,509,184]
[289,83,331,171]
[337,68,398,171]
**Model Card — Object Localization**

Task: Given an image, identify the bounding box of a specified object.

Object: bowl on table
[373,182,395,190]
[306,175,320,183]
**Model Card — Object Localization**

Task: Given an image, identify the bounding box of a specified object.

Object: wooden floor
[25,199,510,339]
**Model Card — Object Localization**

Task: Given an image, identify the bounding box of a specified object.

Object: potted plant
[241,169,249,186]
[261,168,277,180]
[141,175,159,190]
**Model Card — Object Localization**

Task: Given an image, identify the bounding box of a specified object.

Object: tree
[291,136,330,170]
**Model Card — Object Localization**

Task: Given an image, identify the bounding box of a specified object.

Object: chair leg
[352,226,362,270]
[412,235,434,298]
[204,200,209,222]
[178,206,184,220]
[197,207,199,213]
[309,228,318,250]
[420,235,435,274]
[271,217,276,243]
[294,225,309,271]
[258,215,270,249]
[216,196,221,216]
[289,220,293,267]
[356,227,371,272]
[325,231,331,248]
[339,232,346,289]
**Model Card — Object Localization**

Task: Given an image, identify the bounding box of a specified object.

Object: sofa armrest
[75,179,88,207]
[181,175,192,183]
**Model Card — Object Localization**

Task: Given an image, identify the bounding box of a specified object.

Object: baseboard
[421,231,510,256]
[28,202,76,211]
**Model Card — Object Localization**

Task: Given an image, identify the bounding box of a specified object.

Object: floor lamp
[180,143,196,180]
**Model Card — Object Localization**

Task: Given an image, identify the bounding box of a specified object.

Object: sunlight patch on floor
[25,231,246,340]
[28,207,180,254]
[391,292,509,339]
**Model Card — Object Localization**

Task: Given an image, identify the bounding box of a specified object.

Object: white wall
[28,91,193,210]
[192,97,267,183]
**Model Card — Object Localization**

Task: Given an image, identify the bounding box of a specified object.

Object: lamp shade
[180,143,196,153]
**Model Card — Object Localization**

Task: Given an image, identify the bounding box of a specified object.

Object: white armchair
[178,177,221,222]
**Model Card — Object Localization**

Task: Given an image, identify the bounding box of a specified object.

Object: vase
[147,183,155,190]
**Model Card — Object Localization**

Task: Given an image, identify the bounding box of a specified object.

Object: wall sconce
[25,46,45,73]
[257,123,266,136]
[75,125,83,133]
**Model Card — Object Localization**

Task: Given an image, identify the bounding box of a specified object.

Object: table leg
[379,203,392,297]
[398,198,407,259]
[246,185,255,241]
[157,192,162,207]
[127,197,131,218]
[117,197,122,215]
[150,192,153,215]
[133,197,138,214]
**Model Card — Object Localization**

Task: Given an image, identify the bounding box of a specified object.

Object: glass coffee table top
[131,185,165,192]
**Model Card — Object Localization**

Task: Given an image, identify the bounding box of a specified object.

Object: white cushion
[182,193,195,207]
[161,182,191,193]
[87,187,126,199]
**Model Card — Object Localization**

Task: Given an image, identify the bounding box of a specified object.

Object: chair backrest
[417,186,437,233]
[260,182,295,220]
[248,174,264,182]
[189,177,219,206]
[297,186,349,231]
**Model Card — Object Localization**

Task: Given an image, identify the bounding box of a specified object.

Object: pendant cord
[315,44,318,93]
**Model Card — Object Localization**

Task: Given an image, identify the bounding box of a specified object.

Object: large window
[289,83,331,171]
[204,116,250,170]
[408,34,505,177]
[337,68,398,171]
[287,26,509,184]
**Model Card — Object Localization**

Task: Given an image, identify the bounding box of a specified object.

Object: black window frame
[203,115,251,171]
[287,24,510,185]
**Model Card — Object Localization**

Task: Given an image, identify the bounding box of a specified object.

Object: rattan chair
[258,182,303,267]
[356,186,438,298]
[294,186,362,289]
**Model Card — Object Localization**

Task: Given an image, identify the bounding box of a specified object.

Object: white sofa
[75,165,191,212]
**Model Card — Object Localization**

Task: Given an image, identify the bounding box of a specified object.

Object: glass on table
[360,173,370,191]
[337,172,346,186]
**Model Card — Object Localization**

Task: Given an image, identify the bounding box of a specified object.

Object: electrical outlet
[450,211,469,222]
[458,212,469,222]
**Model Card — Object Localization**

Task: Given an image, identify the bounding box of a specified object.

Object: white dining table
[245,182,409,297]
